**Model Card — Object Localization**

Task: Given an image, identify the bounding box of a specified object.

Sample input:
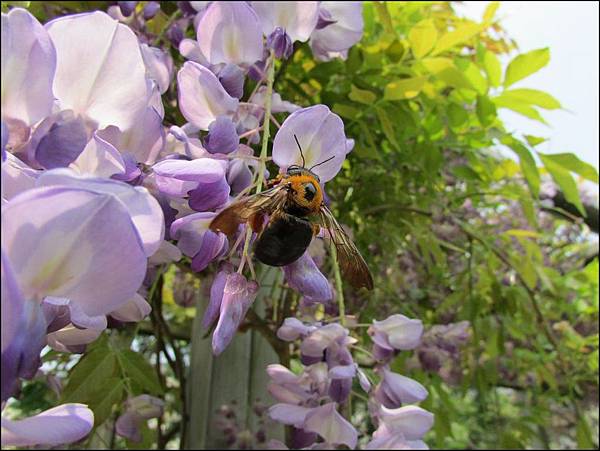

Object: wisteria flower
[310,2,364,61]
[252,1,320,43]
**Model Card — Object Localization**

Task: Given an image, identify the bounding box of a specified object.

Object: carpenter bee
[209,136,373,290]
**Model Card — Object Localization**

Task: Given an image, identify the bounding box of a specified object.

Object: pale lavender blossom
[374,367,428,408]
[310,2,364,61]
[212,273,259,355]
[196,1,264,66]
[267,27,293,60]
[369,314,424,353]
[253,1,320,43]
[116,395,164,443]
[272,105,348,183]
[178,61,239,130]
[204,116,240,154]
[283,252,332,304]
[1,403,94,447]
[140,43,174,94]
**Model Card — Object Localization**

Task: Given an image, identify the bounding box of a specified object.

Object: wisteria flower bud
[118,1,137,17]
[143,1,160,20]
[267,27,293,60]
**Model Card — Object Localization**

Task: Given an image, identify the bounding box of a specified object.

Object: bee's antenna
[294,134,306,168]
[309,155,335,171]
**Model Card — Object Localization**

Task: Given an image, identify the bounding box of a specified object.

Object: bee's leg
[249,212,267,234]
[311,223,320,237]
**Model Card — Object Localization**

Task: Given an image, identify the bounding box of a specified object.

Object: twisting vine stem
[238,50,276,275]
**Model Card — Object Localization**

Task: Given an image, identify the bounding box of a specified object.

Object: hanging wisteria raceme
[1,2,432,448]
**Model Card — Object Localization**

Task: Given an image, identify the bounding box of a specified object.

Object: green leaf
[384,77,426,100]
[448,103,469,129]
[456,59,488,94]
[483,1,500,22]
[422,58,474,91]
[524,135,547,147]
[482,50,502,87]
[432,22,483,55]
[408,19,438,58]
[493,94,548,124]
[87,377,124,425]
[332,103,361,120]
[476,95,497,126]
[504,48,550,87]
[539,153,599,183]
[349,85,377,105]
[500,88,561,109]
[576,415,595,449]
[61,337,117,403]
[118,349,163,395]
[375,106,399,150]
[385,39,405,63]
[502,136,541,198]
[539,153,586,215]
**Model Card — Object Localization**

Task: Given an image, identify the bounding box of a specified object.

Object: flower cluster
[1,2,435,448]
[266,315,434,449]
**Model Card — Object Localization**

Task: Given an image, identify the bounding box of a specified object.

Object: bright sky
[456,1,599,176]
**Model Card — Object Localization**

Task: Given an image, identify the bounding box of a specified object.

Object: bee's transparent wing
[319,205,373,290]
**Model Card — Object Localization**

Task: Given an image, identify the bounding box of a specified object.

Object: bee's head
[286,165,320,183]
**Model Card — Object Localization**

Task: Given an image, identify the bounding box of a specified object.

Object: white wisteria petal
[178,61,239,130]
[46,325,103,352]
[1,153,40,201]
[268,404,313,428]
[310,2,363,53]
[378,405,435,440]
[252,1,319,42]
[196,2,263,66]
[1,8,56,126]
[140,44,173,94]
[46,11,148,130]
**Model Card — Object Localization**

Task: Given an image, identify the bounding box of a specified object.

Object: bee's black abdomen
[254,214,313,266]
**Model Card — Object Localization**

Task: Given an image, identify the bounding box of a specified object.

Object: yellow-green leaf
[333,103,361,120]
[384,77,426,100]
[375,106,400,150]
[422,58,474,91]
[524,135,547,147]
[482,50,502,87]
[349,85,377,104]
[504,48,550,87]
[540,153,599,183]
[539,152,586,216]
[408,19,438,58]
[493,95,548,124]
[500,89,561,109]
[502,136,540,198]
[483,1,500,23]
[432,22,483,55]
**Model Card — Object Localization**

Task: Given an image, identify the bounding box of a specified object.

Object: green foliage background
[4,1,598,449]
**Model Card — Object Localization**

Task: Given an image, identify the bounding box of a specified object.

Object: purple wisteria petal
[143,1,161,20]
[110,293,151,322]
[366,423,429,450]
[268,404,313,428]
[218,64,245,99]
[178,61,240,130]
[328,364,356,379]
[266,364,302,385]
[67,301,107,331]
[357,367,372,393]
[310,3,364,57]
[152,158,226,197]
[300,323,348,358]
[370,315,424,350]
[204,116,240,154]
[1,8,56,126]
[36,169,165,257]
[226,146,256,194]
[70,132,126,178]
[115,395,164,442]
[34,112,88,170]
[1,153,39,201]
[272,105,347,183]
[46,11,148,131]
[267,382,311,405]
[1,121,7,159]
[1,403,94,447]
[1,251,23,353]
[148,240,182,266]
[179,38,210,66]
[212,274,259,355]
[267,27,293,60]
[283,252,332,303]
[196,2,263,66]
[252,1,319,43]
[2,186,147,316]
[203,263,234,329]
[328,378,352,403]
[378,405,435,440]
[303,402,358,449]
[189,177,231,212]
[277,317,317,341]
[115,411,142,442]
[316,8,337,30]
[140,44,174,94]
[379,367,428,407]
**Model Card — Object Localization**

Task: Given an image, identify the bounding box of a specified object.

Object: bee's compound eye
[302,182,317,201]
